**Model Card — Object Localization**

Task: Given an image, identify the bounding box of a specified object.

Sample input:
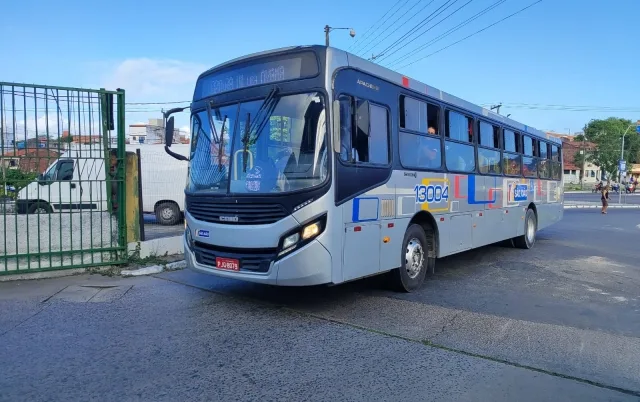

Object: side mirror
[356,100,370,136]
[332,100,341,153]
[165,116,175,146]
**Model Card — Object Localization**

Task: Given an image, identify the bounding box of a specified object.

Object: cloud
[102,58,205,101]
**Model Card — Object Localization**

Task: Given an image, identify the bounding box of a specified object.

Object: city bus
[163,45,563,292]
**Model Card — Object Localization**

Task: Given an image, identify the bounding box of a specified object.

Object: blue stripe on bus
[352,197,380,223]
[467,175,497,205]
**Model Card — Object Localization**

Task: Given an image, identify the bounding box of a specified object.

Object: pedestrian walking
[600,181,610,214]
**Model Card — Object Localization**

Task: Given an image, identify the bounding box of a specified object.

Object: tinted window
[478,148,501,174]
[368,104,389,164]
[552,162,562,179]
[399,132,441,170]
[445,140,475,172]
[401,96,440,134]
[523,136,533,156]
[504,129,517,152]
[539,141,548,159]
[539,159,550,178]
[57,161,74,181]
[479,121,499,148]
[503,153,521,176]
[446,111,473,143]
[523,156,537,178]
[551,145,560,161]
[339,97,389,165]
[338,96,353,162]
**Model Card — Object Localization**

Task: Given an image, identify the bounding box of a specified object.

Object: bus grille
[187,200,288,225]
[193,242,276,273]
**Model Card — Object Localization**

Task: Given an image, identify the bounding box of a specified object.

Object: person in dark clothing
[600,181,610,214]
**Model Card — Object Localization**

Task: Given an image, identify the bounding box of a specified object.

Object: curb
[121,260,186,277]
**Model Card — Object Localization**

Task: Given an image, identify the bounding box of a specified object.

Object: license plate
[215,257,240,271]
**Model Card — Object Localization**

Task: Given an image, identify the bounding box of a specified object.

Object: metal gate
[0,82,127,275]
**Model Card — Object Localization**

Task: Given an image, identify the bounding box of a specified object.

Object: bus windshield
[189,92,328,195]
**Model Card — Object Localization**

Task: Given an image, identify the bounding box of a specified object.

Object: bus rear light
[387,223,394,228]
[354,226,362,232]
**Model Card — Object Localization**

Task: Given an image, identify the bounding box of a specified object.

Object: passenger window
[399,132,441,170]
[338,96,353,162]
[56,161,74,181]
[445,110,473,143]
[477,148,501,174]
[523,136,533,156]
[523,156,538,178]
[504,129,517,152]
[479,121,499,148]
[339,96,389,165]
[445,140,475,172]
[539,141,548,159]
[400,96,440,134]
[368,104,389,164]
[551,145,560,161]
[503,153,521,176]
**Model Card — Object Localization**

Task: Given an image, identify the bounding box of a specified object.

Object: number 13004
[413,184,449,203]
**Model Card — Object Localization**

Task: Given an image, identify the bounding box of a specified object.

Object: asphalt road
[1,210,639,401]
[565,191,640,205]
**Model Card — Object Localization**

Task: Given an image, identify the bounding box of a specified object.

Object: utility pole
[324,25,356,47]
[490,103,502,115]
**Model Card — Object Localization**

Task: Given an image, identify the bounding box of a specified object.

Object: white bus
[164,45,564,292]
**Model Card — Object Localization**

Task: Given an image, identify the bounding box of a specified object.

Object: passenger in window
[428,126,437,135]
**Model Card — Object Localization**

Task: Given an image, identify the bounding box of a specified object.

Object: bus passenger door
[342,198,381,282]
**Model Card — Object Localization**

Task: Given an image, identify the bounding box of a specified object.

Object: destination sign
[194,52,319,99]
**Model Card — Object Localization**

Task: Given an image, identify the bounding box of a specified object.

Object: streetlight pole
[618,120,640,204]
[324,25,356,47]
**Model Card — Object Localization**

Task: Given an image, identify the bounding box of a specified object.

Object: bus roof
[199,45,561,146]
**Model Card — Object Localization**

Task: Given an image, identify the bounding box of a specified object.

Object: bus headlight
[185,225,194,250]
[277,214,327,258]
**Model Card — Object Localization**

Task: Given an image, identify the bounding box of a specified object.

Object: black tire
[155,202,181,226]
[513,208,537,249]
[390,224,431,292]
[27,202,52,215]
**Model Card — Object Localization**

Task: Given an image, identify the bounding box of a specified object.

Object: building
[546,131,602,184]
[128,118,190,145]
[1,148,61,174]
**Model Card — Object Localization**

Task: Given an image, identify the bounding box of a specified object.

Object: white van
[16,144,190,225]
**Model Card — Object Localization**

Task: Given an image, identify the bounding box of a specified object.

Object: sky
[1,0,639,136]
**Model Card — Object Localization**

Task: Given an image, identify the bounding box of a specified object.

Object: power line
[356,0,433,57]
[347,0,406,52]
[352,0,414,55]
[385,0,506,68]
[369,0,456,61]
[480,102,640,112]
[375,0,476,64]
[397,0,543,69]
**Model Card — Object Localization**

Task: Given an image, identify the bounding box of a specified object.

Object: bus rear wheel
[513,208,537,249]
[391,224,431,292]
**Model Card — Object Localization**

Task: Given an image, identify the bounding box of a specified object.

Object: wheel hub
[161,208,174,220]
[405,238,424,279]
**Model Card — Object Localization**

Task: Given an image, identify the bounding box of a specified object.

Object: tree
[580,118,640,181]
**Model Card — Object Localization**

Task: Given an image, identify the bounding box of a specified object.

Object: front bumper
[183,234,332,286]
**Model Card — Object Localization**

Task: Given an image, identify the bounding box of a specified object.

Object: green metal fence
[0,82,127,275]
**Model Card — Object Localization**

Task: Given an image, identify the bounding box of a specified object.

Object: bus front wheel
[391,224,431,293]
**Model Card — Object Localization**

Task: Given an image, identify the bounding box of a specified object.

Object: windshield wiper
[218,115,227,171]
[241,87,280,172]
[206,101,220,144]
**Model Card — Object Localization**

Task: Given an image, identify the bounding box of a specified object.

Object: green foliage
[582,118,640,180]
[3,169,37,190]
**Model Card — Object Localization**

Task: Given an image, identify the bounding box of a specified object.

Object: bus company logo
[357,79,379,91]
[509,183,528,202]
[196,229,210,238]
[404,171,417,178]
[219,215,239,222]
